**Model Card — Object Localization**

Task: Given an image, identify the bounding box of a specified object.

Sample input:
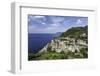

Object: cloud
[29,15,45,20]
[51,17,65,23]
[43,22,62,31]
[28,15,46,26]
[41,22,46,25]
[45,27,56,30]
[76,19,82,24]
[28,15,87,33]
[50,23,61,27]
[33,16,45,18]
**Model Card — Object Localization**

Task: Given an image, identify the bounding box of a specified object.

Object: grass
[28,48,88,61]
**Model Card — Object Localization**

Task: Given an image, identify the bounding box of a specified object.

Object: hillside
[60,26,87,38]
[28,26,88,60]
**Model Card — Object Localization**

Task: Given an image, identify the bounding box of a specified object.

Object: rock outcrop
[39,26,88,54]
[39,37,87,53]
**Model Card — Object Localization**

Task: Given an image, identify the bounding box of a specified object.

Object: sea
[28,33,61,53]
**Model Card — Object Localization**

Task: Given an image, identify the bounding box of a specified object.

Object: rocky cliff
[28,26,88,60]
[39,26,88,54]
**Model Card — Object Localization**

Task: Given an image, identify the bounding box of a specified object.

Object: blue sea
[28,33,61,53]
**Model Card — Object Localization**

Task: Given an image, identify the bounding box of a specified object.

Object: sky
[28,15,88,34]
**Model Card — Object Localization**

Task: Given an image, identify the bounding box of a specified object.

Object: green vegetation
[60,26,87,39]
[28,26,88,61]
[28,48,88,60]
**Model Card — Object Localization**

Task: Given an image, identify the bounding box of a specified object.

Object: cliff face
[39,37,87,53]
[28,26,88,60]
[39,26,88,54]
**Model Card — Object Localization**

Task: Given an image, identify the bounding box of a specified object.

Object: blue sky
[28,15,88,34]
